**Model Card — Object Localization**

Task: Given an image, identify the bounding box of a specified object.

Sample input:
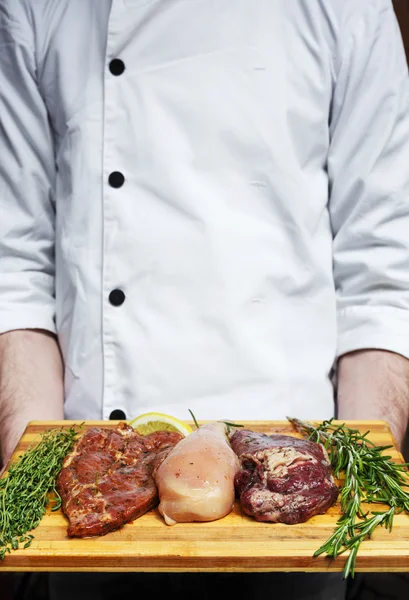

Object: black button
[109,289,125,306]
[109,59,125,76]
[108,171,125,188]
[110,409,127,420]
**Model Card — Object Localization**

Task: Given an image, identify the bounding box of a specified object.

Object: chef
[1,1,409,599]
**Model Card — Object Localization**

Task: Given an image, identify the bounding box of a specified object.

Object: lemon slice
[128,412,193,437]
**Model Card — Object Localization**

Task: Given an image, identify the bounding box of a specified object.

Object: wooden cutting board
[1,419,408,573]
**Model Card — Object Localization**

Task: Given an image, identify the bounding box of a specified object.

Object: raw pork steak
[230,429,338,524]
[57,422,183,537]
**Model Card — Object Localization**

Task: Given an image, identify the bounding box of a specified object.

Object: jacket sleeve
[329,0,409,360]
[0,6,57,335]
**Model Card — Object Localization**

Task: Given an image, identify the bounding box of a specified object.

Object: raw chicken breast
[154,422,240,525]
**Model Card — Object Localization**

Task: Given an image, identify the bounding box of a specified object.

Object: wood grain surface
[1,420,408,573]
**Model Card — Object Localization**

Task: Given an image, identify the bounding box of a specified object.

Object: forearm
[0,329,64,469]
[337,350,409,448]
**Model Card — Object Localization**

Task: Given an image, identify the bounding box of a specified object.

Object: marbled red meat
[56,422,183,537]
[230,429,338,524]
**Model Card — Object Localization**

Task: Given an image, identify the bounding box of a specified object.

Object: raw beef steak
[57,422,183,537]
[230,429,338,524]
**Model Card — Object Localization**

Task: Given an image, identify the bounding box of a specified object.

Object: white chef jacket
[1,0,409,423]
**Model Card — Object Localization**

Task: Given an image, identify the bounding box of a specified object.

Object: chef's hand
[0,424,27,477]
[0,330,65,477]
[0,434,20,477]
[337,349,409,448]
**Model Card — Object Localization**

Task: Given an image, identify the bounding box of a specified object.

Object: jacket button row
[108,60,125,189]
[107,60,126,314]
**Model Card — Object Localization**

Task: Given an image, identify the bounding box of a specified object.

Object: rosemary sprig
[288,417,409,578]
[0,425,80,560]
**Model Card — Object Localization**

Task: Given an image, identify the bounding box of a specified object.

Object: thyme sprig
[0,425,81,560]
[287,417,409,578]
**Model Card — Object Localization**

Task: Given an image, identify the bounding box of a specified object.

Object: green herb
[222,421,244,435]
[222,421,244,429]
[287,417,409,578]
[188,409,244,434]
[188,409,199,429]
[0,425,81,560]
